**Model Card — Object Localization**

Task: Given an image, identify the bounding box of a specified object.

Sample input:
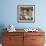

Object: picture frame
[17,5,35,23]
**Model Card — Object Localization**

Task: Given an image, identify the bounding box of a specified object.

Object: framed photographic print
[17,5,35,23]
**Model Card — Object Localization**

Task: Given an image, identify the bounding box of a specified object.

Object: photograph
[17,5,35,23]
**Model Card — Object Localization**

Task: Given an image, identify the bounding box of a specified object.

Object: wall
[0,0,46,43]
[0,0,46,29]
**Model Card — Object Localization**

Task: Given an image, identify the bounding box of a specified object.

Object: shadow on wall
[0,24,6,43]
